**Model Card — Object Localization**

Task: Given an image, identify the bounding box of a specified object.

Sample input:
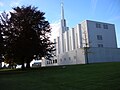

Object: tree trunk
[21,62,25,70]
[26,60,30,68]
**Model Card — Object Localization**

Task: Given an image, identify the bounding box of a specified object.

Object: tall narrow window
[53,60,55,63]
[47,61,49,64]
[96,23,101,28]
[55,59,57,63]
[60,59,62,62]
[69,57,71,60]
[97,35,103,40]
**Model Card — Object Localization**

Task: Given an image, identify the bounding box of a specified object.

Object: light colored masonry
[41,2,120,67]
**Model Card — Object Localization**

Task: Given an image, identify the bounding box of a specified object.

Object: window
[50,60,52,64]
[98,44,103,47]
[64,58,66,61]
[69,57,71,60]
[47,61,49,64]
[74,56,76,59]
[53,60,55,63]
[103,24,108,29]
[96,23,101,28]
[55,59,57,63]
[53,60,57,63]
[47,61,51,64]
[97,35,103,40]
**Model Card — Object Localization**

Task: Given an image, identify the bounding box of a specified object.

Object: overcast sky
[0,0,120,47]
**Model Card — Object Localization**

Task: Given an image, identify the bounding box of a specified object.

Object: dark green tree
[0,6,55,69]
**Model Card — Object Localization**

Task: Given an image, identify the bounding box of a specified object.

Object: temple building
[41,2,120,67]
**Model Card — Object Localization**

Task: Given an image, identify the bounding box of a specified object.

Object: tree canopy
[0,6,55,69]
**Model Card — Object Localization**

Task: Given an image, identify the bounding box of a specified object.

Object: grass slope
[0,62,120,90]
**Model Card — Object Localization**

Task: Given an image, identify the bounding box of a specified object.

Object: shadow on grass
[0,69,27,75]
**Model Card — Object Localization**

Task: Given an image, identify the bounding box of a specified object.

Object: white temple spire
[60,0,66,31]
[61,1,64,20]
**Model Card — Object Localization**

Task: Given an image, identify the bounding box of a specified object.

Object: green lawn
[0,62,120,90]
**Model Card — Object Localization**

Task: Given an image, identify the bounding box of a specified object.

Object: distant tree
[0,6,55,69]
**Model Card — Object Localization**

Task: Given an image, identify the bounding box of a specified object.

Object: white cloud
[0,2,4,7]
[91,0,98,15]
[50,20,60,41]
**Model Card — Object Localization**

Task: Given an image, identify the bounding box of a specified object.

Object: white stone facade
[83,20,117,48]
[41,3,120,67]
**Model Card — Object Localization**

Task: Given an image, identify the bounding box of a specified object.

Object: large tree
[0,19,4,66]
[0,6,55,69]
[0,12,8,66]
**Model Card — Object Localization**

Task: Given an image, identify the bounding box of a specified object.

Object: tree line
[0,5,55,69]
